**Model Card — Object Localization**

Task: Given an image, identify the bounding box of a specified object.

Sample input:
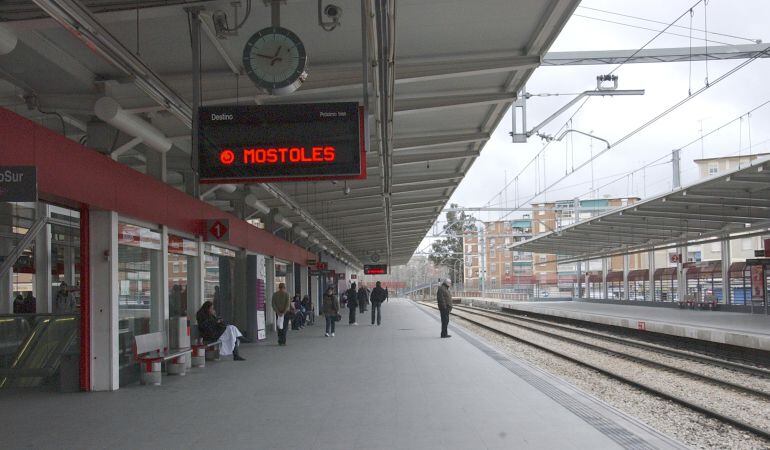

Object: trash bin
[59,352,80,393]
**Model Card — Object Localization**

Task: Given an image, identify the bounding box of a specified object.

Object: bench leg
[205,347,220,361]
[192,347,206,368]
[167,355,187,376]
[140,361,162,386]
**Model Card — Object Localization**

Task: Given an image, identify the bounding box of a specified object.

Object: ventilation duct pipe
[245,194,271,215]
[95,97,173,153]
[0,25,18,55]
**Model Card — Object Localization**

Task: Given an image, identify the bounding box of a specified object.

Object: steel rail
[417,301,770,441]
[460,304,770,377]
[451,305,770,400]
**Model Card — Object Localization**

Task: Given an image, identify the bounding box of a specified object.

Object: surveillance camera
[212,11,231,38]
[324,4,342,20]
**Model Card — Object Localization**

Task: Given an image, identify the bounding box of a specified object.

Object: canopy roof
[511,157,770,263]
[0,0,580,267]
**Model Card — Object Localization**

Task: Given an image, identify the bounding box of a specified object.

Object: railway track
[418,301,770,441]
[458,304,770,380]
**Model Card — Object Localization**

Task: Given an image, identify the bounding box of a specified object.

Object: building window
[490,263,497,273]
[539,255,547,262]
[708,163,718,176]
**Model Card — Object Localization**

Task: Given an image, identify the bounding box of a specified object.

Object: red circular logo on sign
[220,149,235,165]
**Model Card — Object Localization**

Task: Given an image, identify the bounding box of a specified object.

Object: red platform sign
[206,219,230,242]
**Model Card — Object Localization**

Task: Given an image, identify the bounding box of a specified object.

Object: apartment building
[531,198,644,284]
[463,218,532,289]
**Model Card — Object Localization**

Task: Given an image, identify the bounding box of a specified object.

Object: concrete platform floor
[498,300,770,351]
[0,299,683,449]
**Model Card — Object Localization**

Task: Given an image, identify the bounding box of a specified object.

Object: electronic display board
[363,264,388,275]
[198,102,365,183]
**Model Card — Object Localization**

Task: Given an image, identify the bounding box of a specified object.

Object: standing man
[437,278,453,338]
[271,283,291,346]
[357,284,368,315]
[346,283,358,325]
[370,281,387,326]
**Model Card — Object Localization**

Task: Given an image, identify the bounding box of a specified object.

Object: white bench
[133,332,192,386]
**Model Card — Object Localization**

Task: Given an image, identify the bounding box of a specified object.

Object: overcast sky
[413,0,770,256]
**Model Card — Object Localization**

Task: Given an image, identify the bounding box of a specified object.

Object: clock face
[243,27,308,95]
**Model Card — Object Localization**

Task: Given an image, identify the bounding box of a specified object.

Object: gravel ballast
[448,312,770,449]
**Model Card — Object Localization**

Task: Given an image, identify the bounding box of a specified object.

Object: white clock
[242,26,308,95]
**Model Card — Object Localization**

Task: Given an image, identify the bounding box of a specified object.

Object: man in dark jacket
[357,285,368,314]
[370,281,387,326]
[437,278,453,338]
[271,283,291,346]
[346,283,358,325]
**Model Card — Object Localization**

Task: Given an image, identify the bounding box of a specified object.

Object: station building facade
[0,108,353,391]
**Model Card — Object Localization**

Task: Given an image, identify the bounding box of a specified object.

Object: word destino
[219,146,337,165]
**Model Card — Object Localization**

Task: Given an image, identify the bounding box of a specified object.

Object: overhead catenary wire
[484,97,591,207]
[608,0,705,76]
[486,2,707,210]
[577,5,760,43]
[572,14,733,47]
[496,48,770,223]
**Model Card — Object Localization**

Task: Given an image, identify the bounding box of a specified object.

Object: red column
[79,205,90,391]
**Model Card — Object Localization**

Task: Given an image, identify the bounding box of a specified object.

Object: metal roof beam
[395,93,515,115]
[393,149,478,166]
[543,43,770,66]
[638,206,770,221]
[392,132,490,152]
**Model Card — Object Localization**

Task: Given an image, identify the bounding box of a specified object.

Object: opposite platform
[1,299,683,449]
[497,300,770,351]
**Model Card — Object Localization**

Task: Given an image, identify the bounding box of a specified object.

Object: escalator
[0,315,79,389]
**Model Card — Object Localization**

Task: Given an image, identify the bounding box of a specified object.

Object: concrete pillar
[265,256,275,329]
[34,203,52,313]
[721,237,731,305]
[234,249,248,331]
[676,245,686,302]
[576,260,583,299]
[89,209,119,391]
[601,258,609,299]
[150,226,169,339]
[0,203,14,313]
[647,251,655,301]
[300,266,309,299]
[189,236,204,319]
[623,253,630,301]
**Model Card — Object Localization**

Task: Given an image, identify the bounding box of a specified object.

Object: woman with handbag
[322,287,340,337]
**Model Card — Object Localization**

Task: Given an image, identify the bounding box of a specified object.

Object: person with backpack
[369,281,387,326]
[322,287,340,337]
[357,284,368,315]
[346,283,358,325]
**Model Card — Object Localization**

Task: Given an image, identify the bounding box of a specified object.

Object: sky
[413,0,770,256]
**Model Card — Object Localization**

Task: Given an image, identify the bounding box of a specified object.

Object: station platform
[495,300,770,352]
[1,298,683,449]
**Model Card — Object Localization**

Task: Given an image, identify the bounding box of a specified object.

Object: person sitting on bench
[196,301,245,361]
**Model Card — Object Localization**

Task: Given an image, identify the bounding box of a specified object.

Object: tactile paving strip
[415,303,687,450]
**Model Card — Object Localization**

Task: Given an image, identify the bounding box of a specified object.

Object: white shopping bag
[276,314,285,330]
